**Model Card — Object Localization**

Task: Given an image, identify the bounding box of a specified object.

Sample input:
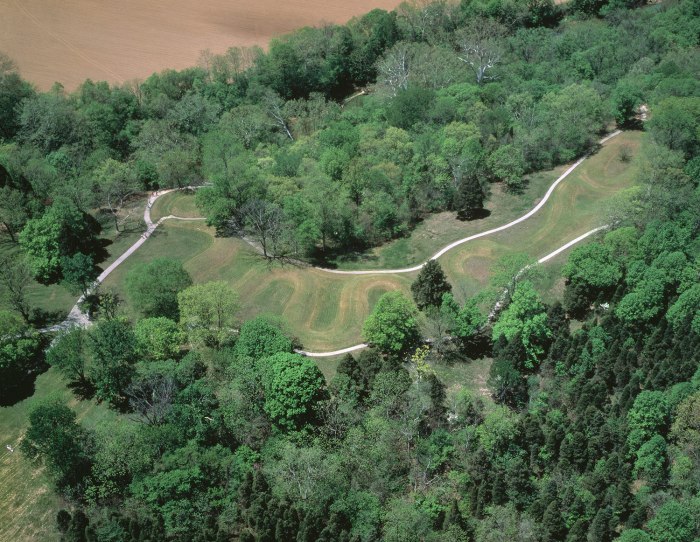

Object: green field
[440,131,643,301]
[104,130,643,351]
[149,190,202,222]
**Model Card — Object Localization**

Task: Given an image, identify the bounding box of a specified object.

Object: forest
[1,0,699,539]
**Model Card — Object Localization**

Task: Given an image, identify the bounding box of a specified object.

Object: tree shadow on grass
[456,208,492,222]
[30,308,67,328]
[0,347,49,407]
[67,379,96,401]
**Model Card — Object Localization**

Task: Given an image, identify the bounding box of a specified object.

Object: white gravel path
[316,130,620,275]
[46,130,621,355]
[297,225,608,358]
[45,188,205,333]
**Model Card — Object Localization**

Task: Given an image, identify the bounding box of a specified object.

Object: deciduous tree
[178,281,239,348]
[456,18,506,85]
[21,399,94,494]
[363,291,420,354]
[125,258,192,319]
[134,317,183,361]
[0,253,32,322]
[261,352,326,430]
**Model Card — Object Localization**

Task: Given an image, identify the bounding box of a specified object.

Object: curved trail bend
[50,131,621,354]
[46,189,205,332]
[297,225,608,357]
[317,130,620,275]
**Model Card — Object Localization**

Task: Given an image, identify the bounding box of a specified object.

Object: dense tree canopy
[6,0,700,539]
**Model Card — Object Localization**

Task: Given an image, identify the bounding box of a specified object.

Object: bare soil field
[0,0,402,91]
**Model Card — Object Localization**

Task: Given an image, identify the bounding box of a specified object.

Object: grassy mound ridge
[104,131,643,351]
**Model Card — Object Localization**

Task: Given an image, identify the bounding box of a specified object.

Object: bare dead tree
[262,91,294,141]
[377,43,411,97]
[123,79,145,107]
[234,199,285,259]
[127,375,176,426]
[456,18,506,85]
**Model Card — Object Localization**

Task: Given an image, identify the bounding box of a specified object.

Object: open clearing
[0,0,402,91]
[103,131,644,352]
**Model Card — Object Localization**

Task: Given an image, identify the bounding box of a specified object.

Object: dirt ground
[0,0,402,91]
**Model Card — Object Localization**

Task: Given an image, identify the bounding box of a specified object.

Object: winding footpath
[318,130,621,275]
[46,189,206,332]
[50,131,621,355]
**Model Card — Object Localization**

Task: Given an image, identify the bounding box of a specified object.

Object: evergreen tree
[411,260,452,310]
[455,175,485,219]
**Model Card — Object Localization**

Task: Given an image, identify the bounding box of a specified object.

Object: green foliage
[618,530,652,542]
[648,97,700,159]
[261,352,326,430]
[19,199,98,284]
[411,260,452,310]
[0,253,32,321]
[626,391,671,452]
[234,315,293,360]
[362,291,420,354]
[646,500,696,542]
[6,1,700,540]
[633,433,668,490]
[0,321,42,404]
[60,252,97,296]
[492,281,551,367]
[563,243,622,291]
[667,284,700,334]
[21,399,94,494]
[131,442,241,539]
[670,391,700,467]
[488,357,527,409]
[46,327,88,384]
[488,145,526,192]
[88,317,137,405]
[477,405,519,456]
[134,317,183,361]
[440,293,486,342]
[178,281,239,348]
[125,258,192,319]
[385,87,436,129]
[615,272,666,325]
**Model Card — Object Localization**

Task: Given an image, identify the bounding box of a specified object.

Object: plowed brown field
[0,0,402,91]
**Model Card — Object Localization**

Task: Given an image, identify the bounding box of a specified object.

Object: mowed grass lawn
[149,189,202,222]
[0,369,119,542]
[439,131,643,300]
[103,130,644,352]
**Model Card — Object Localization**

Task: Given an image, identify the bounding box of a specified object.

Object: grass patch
[332,169,558,270]
[150,191,202,222]
[440,131,644,302]
[0,133,642,540]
